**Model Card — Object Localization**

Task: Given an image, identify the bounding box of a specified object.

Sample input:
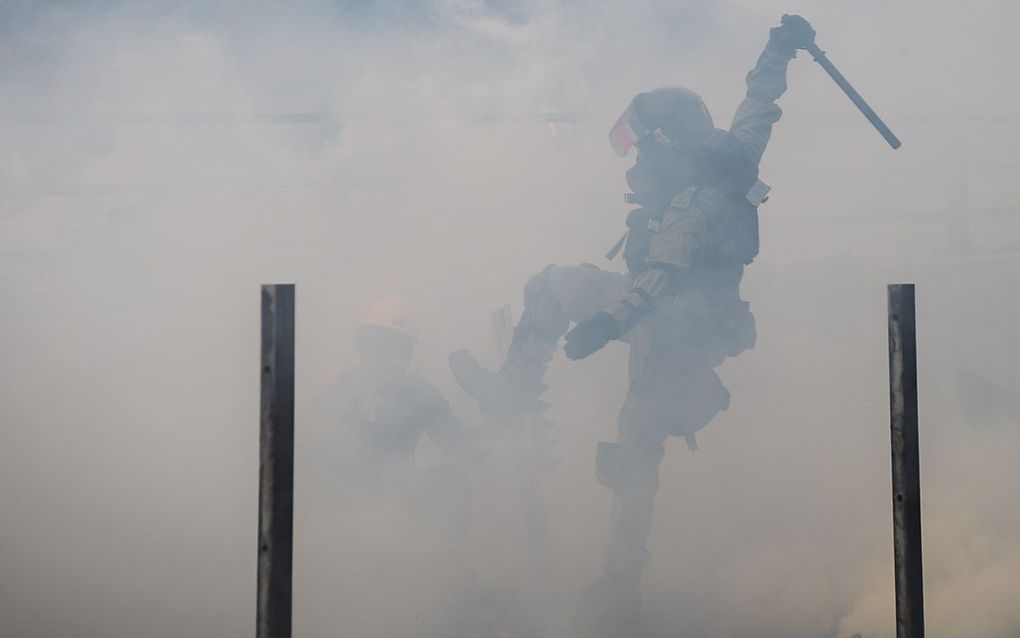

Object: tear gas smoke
[1,1,1018,637]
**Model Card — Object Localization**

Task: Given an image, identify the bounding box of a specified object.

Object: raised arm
[563,18,814,362]
[732,14,814,164]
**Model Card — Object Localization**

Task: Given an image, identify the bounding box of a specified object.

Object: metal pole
[258,284,296,638]
[887,283,925,638]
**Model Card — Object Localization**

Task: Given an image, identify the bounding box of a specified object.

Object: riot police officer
[450,15,816,632]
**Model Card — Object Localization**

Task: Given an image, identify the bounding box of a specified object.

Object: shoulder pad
[745,179,771,206]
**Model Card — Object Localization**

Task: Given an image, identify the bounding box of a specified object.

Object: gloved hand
[768,14,816,55]
[564,312,620,360]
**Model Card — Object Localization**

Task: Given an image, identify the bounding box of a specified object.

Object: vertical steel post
[887,283,925,638]
[258,284,295,638]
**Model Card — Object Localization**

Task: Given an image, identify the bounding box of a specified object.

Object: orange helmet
[360,297,418,341]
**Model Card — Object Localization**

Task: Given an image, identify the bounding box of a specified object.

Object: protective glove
[564,312,620,360]
[768,14,816,55]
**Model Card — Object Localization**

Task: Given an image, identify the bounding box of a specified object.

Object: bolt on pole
[258,284,296,638]
[887,283,925,638]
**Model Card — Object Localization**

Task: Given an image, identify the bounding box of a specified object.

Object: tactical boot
[449,349,548,425]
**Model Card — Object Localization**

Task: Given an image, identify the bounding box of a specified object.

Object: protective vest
[618,129,766,276]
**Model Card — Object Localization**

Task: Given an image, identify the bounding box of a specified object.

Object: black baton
[803,41,901,149]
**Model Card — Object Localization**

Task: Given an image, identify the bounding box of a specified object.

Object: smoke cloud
[1,1,1019,636]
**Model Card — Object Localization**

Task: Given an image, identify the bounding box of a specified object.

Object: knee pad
[595,441,661,493]
[516,265,569,342]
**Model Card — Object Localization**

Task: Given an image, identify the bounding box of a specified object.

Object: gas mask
[610,89,715,209]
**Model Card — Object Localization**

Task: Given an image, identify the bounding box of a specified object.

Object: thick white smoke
[1,1,1018,636]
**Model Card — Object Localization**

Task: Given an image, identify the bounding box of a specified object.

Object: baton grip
[805,42,901,149]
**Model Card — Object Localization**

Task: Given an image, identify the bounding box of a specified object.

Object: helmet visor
[608,101,650,157]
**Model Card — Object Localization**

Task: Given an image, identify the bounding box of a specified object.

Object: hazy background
[1,1,1019,636]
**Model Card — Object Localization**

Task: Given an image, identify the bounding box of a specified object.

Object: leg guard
[599,437,664,576]
[595,440,657,493]
[590,392,668,633]
[450,265,629,425]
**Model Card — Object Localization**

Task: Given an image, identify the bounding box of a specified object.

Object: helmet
[360,296,417,340]
[609,87,714,157]
[357,297,418,359]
